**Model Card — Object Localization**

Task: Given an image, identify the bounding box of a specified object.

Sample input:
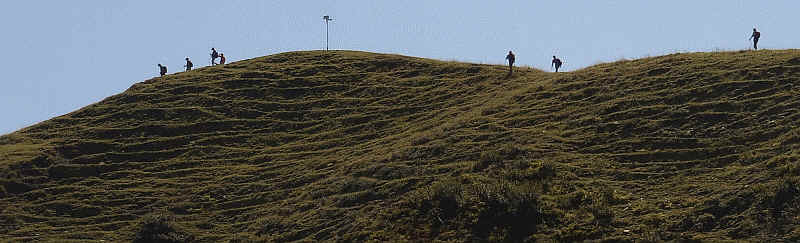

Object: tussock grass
[1,49,800,241]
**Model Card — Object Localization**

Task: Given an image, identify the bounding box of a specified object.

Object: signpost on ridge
[323,15,333,51]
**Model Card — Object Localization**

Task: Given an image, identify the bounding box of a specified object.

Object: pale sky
[1,1,796,134]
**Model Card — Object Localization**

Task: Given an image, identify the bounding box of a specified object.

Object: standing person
[505,51,515,75]
[749,28,761,50]
[210,48,219,65]
[219,53,226,65]
[158,64,167,77]
[552,56,563,73]
[184,57,193,71]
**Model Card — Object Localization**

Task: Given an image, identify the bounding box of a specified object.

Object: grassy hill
[2,50,800,242]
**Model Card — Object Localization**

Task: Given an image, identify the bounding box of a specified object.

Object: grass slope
[2,50,800,242]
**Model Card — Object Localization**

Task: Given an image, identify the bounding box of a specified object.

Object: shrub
[589,201,614,225]
[587,189,615,225]
[598,186,620,205]
[471,182,542,241]
[133,213,196,243]
[537,160,556,178]
[558,190,588,210]
[167,202,194,215]
[498,144,523,159]
[767,177,798,210]
[474,150,503,171]
[779,160,800,176]
[411,178,545,241]
[415,179,463,221]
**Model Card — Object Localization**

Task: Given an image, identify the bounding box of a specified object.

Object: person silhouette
[749,28,761,50]
[552,56,563,73]
[158,64,167,77]
[184,57,193,71]
[219,53,226,65]
[210,48,219,65]
[505,51,515,75]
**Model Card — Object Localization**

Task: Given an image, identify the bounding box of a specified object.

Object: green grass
[2,49,800,242]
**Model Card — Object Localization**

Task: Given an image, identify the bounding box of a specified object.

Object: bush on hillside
[471,182,543,241]
[411,178,545,241]
[537,160,556,179]
[474,150,503,171]
[415,179,463,221]
[133,213,195,243]
[763,177,799,210]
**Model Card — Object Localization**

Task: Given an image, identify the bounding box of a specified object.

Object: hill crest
[2,50,800,242]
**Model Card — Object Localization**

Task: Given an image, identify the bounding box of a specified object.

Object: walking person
[505,50,515,76]
[184,57,193,71]
[552,56,563,73]
[749,28,761,50]
[158,64,167,77]
[210,48,219,65]
[219,53,226,65]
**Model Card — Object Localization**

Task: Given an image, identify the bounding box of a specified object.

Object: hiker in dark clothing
[158,64,167,77]
[219,53,226,65]
[552,56,563,73]
[185,57,193,71]
[505,51,515,75]
[749,28,761,50]
[211,48,219,65]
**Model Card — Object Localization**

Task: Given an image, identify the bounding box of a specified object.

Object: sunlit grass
[1,49,800,241]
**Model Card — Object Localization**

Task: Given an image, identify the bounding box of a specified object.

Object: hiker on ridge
[184,57,193,71]
[158,64,167,77]
[552,56,563,73]
[749,28,761,50]
[219,53,226,65]
[210,48,219,65]
[505,50,515,75]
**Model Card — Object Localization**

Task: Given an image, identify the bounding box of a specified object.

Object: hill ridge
[1,50,800,242]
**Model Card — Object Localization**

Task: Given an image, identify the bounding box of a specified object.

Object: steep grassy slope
[1,50,800,242]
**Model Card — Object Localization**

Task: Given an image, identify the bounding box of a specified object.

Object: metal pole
[326,20,329,51]
[323,15,333,51]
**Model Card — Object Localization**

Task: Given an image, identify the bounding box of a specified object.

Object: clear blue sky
[1,1,796,135]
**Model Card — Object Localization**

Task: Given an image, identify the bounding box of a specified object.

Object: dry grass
[1,49,800,242]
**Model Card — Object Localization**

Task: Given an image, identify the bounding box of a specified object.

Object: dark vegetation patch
[133,213,196,243]
[408,178,548,242]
